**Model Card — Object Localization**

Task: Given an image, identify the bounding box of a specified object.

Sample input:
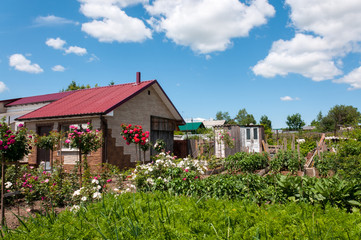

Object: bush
[225,152,269,173]
[270,150,304,173]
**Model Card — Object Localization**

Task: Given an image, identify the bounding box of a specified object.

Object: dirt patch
[3,200,67,229]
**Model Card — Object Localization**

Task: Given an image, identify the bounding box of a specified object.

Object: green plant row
[4,192,361,239]
[137,173,361,211]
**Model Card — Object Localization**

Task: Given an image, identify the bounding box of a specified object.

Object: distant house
[1,73,184,171]
[178,122,205,134]
[202,120,225,129]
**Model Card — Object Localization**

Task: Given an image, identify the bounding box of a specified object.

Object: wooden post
[1,154,5,226]
[78,147,82,188]
[283,138,287,150]
[292,135,295,150]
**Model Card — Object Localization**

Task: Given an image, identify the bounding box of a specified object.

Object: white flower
[5,182,12,189]
[163,178,168,183]
[97,185,101,190]
[70,205,80,212]
[146,178,154,185]
[93,192,102,199]
[72,189,81,197]
[81,196,87,201]
[114,188,119,192]
[92,179,99,184]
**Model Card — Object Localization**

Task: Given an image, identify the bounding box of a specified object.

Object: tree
[260,115,272,130]
[286,113,305,130]
[311,111,323,127]
[235,108,256,125]
[320,105,360,135]
[61,81,98,92]
[215,111,231,123]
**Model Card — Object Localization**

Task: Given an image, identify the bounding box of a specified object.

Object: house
[3,73,184,171]
[178,122,205,134]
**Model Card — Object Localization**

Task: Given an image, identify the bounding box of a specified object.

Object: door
[37,126,52,170]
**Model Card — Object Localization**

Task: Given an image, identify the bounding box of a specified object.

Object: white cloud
[87,53,100,62]
[280,96,300,101]
[253,34,342,81]
[333,66,361,90]
[46,37,66,50]
[146,0,275,54]
[52,65,65,72]
[79,0,152,43]
[9,54,43,74]
[253,0,361,87]
[34,15,79,26]
[0,82,8,93]
[65,46,87,56]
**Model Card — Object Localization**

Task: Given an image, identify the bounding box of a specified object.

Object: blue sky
[1,0,361,128]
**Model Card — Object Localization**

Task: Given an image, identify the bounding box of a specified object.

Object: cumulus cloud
[253,0,361,87]
[46,37,66,50]
[146,0,275,54]
[46,37,88,56]
[280,96,300,101]
[0,82,8,93]
[79,0,152,42]
[252,34,342,81]
[52,65,65,72]
[65,46,87,56]
[9,54,43,74]
[34,15,79,26]
[333,66,361,90]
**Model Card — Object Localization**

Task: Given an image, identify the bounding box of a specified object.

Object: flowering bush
[217,129,235,149]
[120,124,149,146]
[65,123,102,155]
[65,122,102,186]
[154,139,166,153]
[127,153,207,192]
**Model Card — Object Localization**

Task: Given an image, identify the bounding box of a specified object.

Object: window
[253,128,258,139]
[246,128,251,140]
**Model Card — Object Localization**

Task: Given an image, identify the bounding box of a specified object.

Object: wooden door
[37,126,52,170]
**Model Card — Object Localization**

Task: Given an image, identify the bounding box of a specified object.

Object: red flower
[183,178,187,181]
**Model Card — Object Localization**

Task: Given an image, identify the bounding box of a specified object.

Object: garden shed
[178,122,205,134]
[3,73,184,171]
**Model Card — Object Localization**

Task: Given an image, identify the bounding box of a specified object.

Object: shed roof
[178,122,205,131]
[18,80,157,120]
[6,91,74,107]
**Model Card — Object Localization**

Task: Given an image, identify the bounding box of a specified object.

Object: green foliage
[225,152,269,173]
[215,111,231,123]
[260,115,272,129]
[61,80,94,92]
[35,131,61,151]
[235,108,256,125]
[270,150,304,173]
[320,105,361,134]
[299,138,317,157]
[6,192,361,239]
[314,152,338,177]
[286,113,305,130]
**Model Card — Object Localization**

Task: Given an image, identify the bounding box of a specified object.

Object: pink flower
[107,179,112,183]
[30,166,34,169]
[194,176,199,179]
[129,130,133,134]
[45,179,49,183]
[41,196,45,201]
[29,135,32,138]
[65,139,70,144]
[18,123,24,128]
[94,176,98,180]
[53,183,56,186]
[183,178,187,181]
[185,169,189,172]
[124,130,128,134]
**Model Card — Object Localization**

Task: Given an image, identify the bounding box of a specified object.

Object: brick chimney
[136,72,141,85]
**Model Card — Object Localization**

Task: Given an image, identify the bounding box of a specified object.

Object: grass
[2,192,361,239]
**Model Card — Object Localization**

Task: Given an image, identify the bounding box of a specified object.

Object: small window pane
[246,129,251,140]
[253,128,258,139]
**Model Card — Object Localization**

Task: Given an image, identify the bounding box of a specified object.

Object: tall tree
[286,113,305,130]
[320,105,361,135]
[215,111,231,122]
[311,111,323,127]
[235,108,256,125]
[260,115,272,129]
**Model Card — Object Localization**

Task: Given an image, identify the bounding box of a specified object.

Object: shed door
[150,116,175,156]
[37,126,52,170]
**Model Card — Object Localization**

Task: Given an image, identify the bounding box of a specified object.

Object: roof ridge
[69,80,157,92]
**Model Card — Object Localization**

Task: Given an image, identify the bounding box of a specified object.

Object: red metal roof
[6,91,74,106]
[18,80,156,120]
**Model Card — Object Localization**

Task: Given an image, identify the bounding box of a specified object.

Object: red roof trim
[6,91,75,107]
